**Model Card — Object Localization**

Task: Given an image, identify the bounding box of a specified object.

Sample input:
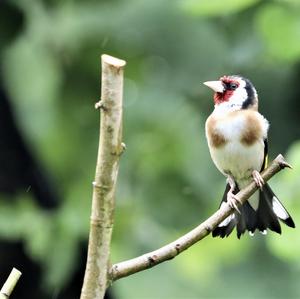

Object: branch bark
[0,268,22,299]
[80,54,126,299]
[109,154,291,282]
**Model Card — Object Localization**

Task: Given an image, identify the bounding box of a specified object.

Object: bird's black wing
[212,184,238,238]
[260,138,268,171]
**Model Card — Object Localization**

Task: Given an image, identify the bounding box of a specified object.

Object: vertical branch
[80,54,126,299]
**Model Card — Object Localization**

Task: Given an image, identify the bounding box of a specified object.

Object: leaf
[181,0,259,17]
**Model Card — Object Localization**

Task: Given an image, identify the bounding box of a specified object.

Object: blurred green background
[1,0,300,298]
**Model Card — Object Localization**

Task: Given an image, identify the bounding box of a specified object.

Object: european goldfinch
[204,75,295,238]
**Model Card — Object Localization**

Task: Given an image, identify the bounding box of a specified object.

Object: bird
[203,75,295,238]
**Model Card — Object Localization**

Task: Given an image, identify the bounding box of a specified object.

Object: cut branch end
[101,54,126,68]
[0,268,22,299]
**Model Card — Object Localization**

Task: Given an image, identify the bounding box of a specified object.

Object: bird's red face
[214,76,240,105]
[204,76,240,105]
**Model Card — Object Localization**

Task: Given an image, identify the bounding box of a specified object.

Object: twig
[109,154,290,282]
[80,54,126,299]
[0,268,22,299]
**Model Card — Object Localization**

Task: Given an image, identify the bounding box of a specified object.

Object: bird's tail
[212,183,295,238]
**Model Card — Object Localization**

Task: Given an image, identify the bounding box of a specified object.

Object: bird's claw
[252,170,264,189]
[227,190,242,214]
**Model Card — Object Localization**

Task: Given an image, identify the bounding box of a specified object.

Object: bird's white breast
[206,110,269,184]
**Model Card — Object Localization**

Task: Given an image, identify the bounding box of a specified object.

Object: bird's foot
[227,190,241,214]
[226,175,236,190]
[252,170,264,189]
[226,175,241,213]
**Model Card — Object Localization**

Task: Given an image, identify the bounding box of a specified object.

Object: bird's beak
[203,81,224,93]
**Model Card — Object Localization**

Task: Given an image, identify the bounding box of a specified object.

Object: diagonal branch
[109,154,291,282]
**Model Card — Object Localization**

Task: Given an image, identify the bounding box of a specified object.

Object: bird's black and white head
[204,75,258,112]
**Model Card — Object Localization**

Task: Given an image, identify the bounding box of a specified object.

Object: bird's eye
[228,83,238,90]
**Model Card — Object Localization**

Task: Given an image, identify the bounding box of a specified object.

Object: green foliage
[267,142,300,261]
[181,0,260,17]
[1,0,300,298]
[256,3,300,62]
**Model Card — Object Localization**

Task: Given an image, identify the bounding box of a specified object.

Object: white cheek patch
[229,87,248,107]
[272,196,289,220]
